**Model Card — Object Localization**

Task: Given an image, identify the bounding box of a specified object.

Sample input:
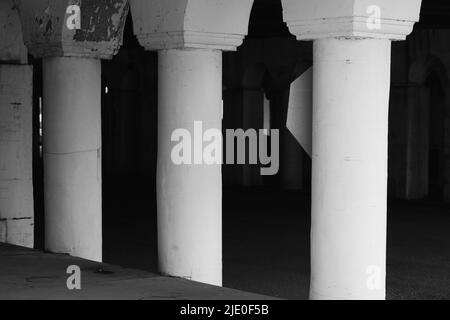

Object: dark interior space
[426,72,446,200]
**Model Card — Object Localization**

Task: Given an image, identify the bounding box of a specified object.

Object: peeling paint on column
[32,4,56,39]
[73,0,129,44]
[15,0,129,59]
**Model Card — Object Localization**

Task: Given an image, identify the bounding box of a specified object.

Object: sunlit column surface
[157,49,222,285]
[43,57,102,262]
[281,0,423,300]
[310,39,391,299]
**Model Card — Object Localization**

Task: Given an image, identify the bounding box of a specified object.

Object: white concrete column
[130,0,254,286]
[0,65,34,248]
[43,57,102,262]
[282,0,422,300]
[311,39,391,300]
[157,49,222,286]
[14,0,128,261]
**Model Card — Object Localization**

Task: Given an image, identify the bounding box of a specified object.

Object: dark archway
[409,56,450,200]
[101,12,159,272]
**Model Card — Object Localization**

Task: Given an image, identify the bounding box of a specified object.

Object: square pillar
[0,65,34,248]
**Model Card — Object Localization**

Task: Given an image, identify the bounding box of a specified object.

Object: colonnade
[0,0,423,299]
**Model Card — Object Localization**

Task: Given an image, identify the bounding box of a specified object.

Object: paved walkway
[0,244,274,300]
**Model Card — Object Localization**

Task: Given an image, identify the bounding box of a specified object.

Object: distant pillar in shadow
[241,89,265,187]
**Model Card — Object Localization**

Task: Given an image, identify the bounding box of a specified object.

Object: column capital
[129,0,254,51]
[14,0,129,59]
[281,0,422,41]
[0,0,28,64]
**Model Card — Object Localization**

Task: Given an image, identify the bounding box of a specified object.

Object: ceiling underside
[122,0,450,47]
[247,0,450,38]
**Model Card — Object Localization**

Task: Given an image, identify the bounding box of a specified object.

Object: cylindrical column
[157,49,222,286]
[310,39,391,300]
[43,57,102,262]
[405,87,430,199]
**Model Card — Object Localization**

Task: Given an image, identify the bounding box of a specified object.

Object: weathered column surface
[16,0,129,261]
[0,0,33,248]
[0,66,34,248]
[282,0,422,300]
[130,0,254,285]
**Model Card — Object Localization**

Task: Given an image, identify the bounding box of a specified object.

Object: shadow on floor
[102,182,450,300]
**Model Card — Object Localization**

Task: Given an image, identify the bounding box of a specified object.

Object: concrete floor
[102,183,450,300]
[11,182,450,300]
[0,243,273,300]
